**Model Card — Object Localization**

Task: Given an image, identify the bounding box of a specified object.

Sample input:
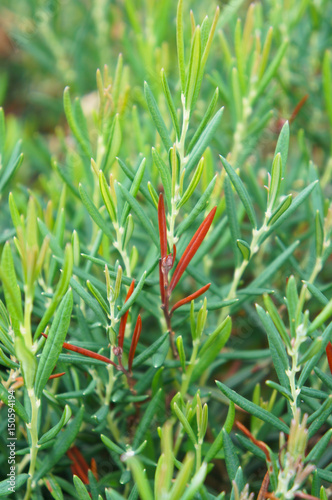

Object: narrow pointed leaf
[128,315,142,372]
[185,108,224,177]
[144,81,172,151]
[170,207,216,292]
[221,155,257,228]
[118,183,159,247]
[171,283,210,314]
[35,290,73,398]
[216,381,289,433]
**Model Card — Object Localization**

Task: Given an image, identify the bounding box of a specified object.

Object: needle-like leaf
[170,283,210,315]
[169,207,216,292]
[118,280,135,349]
[128,315,142,372]
[158,193,168,259]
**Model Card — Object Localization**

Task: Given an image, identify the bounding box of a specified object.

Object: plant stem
[23,389,40,500]
[219,219,269,322]
[180,339,200,397]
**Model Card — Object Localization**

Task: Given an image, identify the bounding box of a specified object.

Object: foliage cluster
[0,0,332,498]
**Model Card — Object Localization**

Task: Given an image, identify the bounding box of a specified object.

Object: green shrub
[0,0,332,498]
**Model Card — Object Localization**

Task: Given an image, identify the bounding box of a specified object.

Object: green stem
[180,339,200,397]
[219,220,269,322]
[23,390,40,500]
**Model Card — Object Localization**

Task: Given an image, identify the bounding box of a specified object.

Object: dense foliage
[0,0,332,498]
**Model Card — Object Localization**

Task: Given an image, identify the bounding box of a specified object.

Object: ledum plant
[0,1,332,499]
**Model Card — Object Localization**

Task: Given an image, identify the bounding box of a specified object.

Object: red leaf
[158,193,168,259]
[289,94,309,124]
[48,372,65,380]
[118,280,135,349]
[326,341,332,374]
[257,472,270,500]
[41,333,117,367]
[67,447,89,484]
[236,421,271,462]
[159,260,165,303]
[169,207,217,292]
[128,315,142,372]
[170,283,211,315]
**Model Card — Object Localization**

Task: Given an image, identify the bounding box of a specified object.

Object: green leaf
[185,26,201,112]
[133,388,164,448]
[73,476,91,500]
[0,150,23,194]
[253,41,288,104]
[308,296,332,334]
[300,337,324,365]
[0,474,28,497]
[34,243,73,340]
[236,434,266,461]
[118,183,159,247]
[225,176,241,267]
[0,242,23,336]
[315,210,324,258]
[192,316,232,382]
[220,155,257,228]
[176,335,186,370]
[268,153,282,211]
[184,107,224,177]
[238,240,299,302]
[323,51,332,129]
[144,81,172,151]
[0,382,28,422]
[267,194,292,226]
[204,402,234,463]
[304,429,332,463]
[33,406,84,482]
[161,69,180,139]
[133,333,169,368]
[63,87,91,157]
[237,239,250,261]
[256,304,290,390]
[298,322,332,387]
[179,463,208,500]
[120,157,146,227]
[126,457,154,500]
[102,114,122,171]
[169,453,195,500]
[274,121,289,177]
[263,294,290,349]
[79,183,113,240]
[176,175,217,237]
[117,271,146,319]
[172,402,197,444]
[15,333,37,389]
[101,434,125,455]
[286,275,298,338]
[70,278,107,326]
[216,381,289,433]
[317,468,332,484]
[187,88,219,153]
[35,290,73,398]
[99,170,117,223]
[222,429,240,482]
[308,396,332,438]
[152,148,172,209]
[266,380,293,401]
[231,67,242,122]
[178,157,204,209]
[176,0,185,92]
[87,280,109,314]
[314,367,332,392]
[39,405,72,444]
